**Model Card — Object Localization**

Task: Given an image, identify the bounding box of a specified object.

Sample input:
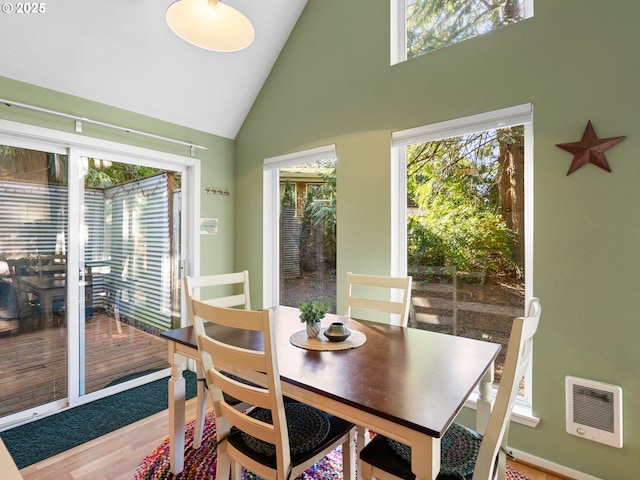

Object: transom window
[392,0,534,64]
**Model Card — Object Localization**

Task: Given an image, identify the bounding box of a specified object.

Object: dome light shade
[166,0,255,52]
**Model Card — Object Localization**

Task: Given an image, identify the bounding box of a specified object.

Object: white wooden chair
[344,272,413,327]
[344,272,413,463]
[359,297,542,480]
[184,271,251,314]
[190,301,356,480]
[183,271,251,448]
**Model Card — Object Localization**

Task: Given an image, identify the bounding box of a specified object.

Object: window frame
[263,144,337,308]
[390,104,538,425]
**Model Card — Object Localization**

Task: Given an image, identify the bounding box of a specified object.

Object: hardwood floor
[0,313,168,418]
[18,399,203,480]
[18,397,568,480]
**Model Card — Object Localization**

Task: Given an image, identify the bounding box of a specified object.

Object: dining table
[19,274,67,325]
[160,305,501,480]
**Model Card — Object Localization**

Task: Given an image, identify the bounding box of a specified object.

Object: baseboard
[510,448,603,480]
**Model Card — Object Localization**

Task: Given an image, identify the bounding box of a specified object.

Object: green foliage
[281,180,296,208]
[0,147,166,189]
[304,169,336,232]
[301,168,337,269]
[299,300,330,325]
[84,159,164,189]
[407,129,521,277]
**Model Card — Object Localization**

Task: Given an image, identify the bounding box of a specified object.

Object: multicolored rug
[135,414,530,479]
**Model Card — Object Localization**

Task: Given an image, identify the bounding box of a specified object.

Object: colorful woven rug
[135,414,530,479]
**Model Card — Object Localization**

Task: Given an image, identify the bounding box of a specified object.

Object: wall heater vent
[565,376,623,448]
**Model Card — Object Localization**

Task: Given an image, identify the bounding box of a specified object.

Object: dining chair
[359,297,542,480]
[184,271,251,313]
[5,258,34,318]
[344,272,413,327]
[183,271,252,448]
[344,272,412,461]
[37,254,66,276]
[190,300,356,480]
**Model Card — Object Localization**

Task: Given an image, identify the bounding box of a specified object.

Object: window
[263,145,337,310]
[392,0,534,64]
[391,104,535,410]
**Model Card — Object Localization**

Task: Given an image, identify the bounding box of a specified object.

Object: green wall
[235,1,640,477]
[0,75,235,277]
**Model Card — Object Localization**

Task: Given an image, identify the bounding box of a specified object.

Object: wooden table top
[161,305,501,438]
[20,275,67,290]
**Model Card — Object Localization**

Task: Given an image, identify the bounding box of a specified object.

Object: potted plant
[299,300,330,338]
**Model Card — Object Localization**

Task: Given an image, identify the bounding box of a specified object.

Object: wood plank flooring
[0,313,168,419]
[18,397,568,480]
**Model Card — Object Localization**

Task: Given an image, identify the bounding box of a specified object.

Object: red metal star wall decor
[556,120,626,175]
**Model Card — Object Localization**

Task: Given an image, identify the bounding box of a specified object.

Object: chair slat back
[473,297,541,480]
[37,254,66,276]
[190,300,291,478]
[344,272,412,326]
[183,272,251,332]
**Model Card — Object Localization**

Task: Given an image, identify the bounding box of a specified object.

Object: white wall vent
[565,376,623,448]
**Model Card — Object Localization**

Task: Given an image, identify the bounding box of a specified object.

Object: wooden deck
[0,313,169,419]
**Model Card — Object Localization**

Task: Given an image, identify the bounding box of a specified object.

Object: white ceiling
[0,0,307,139]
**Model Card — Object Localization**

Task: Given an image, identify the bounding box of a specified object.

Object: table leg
[476,362,495,435]
[168,350,186,475]
[411,433,440,480]
[356,424,367,476]
[343,426,356,480]
[192,361,207,449]
[42,291,54,328]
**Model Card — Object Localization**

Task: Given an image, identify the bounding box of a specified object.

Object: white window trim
[263,144,337,308]
[390,104,538,425]
[390,0,407,66]
[0,118,200,426]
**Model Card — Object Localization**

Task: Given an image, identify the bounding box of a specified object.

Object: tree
[281,180,296,208]
[407,127,524,278]
[497,127,525,271]
[301,169,337,270]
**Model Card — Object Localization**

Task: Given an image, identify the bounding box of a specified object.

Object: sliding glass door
[0,144,70,418]
[0,127,197,428]
[78,157,179,397]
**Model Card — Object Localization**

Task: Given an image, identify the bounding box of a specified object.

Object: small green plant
[299,300,330,325]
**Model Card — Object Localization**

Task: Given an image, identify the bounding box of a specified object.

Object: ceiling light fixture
[166,0,255,52]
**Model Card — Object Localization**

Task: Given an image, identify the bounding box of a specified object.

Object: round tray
[289,329,366,351]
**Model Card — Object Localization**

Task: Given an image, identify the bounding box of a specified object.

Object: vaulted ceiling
[0,0,308,139]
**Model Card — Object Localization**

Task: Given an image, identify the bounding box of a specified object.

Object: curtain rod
[0,97,208,156]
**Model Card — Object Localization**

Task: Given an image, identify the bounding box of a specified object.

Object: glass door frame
[0,118,200,424]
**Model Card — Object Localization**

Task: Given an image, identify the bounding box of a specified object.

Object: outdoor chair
[37,254,66,276]
[190,301,356,480]
[359,297,542,480]
[183,271,252,448]
[5,258,36,318]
